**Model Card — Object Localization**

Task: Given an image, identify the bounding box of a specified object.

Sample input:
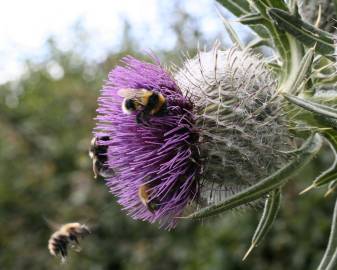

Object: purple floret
[94,56,201,229]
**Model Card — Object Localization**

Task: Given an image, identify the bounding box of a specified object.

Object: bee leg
[157,103,168,116]
[59,247,67,260]
[100,167,115,178]
[69,233,84,252]
[92,158,99,178]
[69,233,79,245]
[55,239,68,260]
[145,116,151,126]
[147,202,157,213]
[136,111,151,126]
[136,111,143,124]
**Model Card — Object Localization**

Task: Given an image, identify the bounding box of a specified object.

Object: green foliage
[0,38,333,270]
[268,8,335,58]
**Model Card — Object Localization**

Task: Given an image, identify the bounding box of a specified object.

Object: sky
[0,0,248,84]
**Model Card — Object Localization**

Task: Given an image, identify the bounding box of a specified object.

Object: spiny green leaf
[317,198,337,270]
[242,188,281,260]
[241,5,293,75]
[183,133,322,219]
[218,14,244,49]
[245,37,269,49]
[250,1,269,17]
[250,0,288,16]
[325,180,337,197]
[284,94,337,120]
[316,115,337,131]
[251,189,281,246]
[300,135,337,194]
[216,1,270,38]
[216,0,250,17]
[239,13,265,25]
[268,8,335,57]
[326,251,337,270]
[282,46,315,94]
[261,0,288,11]
[313,136,337,184]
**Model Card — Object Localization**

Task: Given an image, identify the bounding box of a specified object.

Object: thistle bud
[174,47,293,206]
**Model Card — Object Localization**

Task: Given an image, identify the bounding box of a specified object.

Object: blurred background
[0,0,335,269]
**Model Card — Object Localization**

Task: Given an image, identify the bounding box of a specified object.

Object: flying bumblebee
[89,136,114,179]
[117,88,168,125]
[138,184,159,213]
[48,222,90,262]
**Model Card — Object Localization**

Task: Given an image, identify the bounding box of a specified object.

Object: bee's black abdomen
[125,99,137,110]
[55,235,69,257]
[148,93,159,108]
[156,102,168,116]
[136,111,150,126]
[97,136,109,161]
[100,136,110,142]
[91,136,109,156]
[69,233,79,244]
[90,136,114,179]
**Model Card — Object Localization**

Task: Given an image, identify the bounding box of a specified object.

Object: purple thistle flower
[94,56,201,229]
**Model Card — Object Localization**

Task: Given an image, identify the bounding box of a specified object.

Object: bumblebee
[117,88,168,125]
[138,184,159,213]
[48,222,90,262]
[89,136,114,179]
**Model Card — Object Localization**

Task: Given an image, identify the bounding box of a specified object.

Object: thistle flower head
[94,56,201,229]
[94,46,293,229]
[174,47,292,205]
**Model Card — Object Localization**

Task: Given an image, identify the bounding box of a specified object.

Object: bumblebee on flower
[94,55,202,229]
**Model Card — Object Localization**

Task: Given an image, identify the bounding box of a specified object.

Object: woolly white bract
[175,47,293,205]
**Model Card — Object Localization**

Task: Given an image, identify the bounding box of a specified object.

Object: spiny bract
[174,46,293,206]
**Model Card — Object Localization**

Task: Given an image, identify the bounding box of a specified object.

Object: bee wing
[43,216,61,231]
[117,88,135,98]
[117,89,153,106]
[117,88,149,99]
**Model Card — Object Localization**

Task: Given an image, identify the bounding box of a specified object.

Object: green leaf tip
[326,180,337,197]
[216,8,244,50]
[299,135,337,195]
[243,189,281,260]
[325,188,336,198]
[242,244,255,261]
[299,184,316,195]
